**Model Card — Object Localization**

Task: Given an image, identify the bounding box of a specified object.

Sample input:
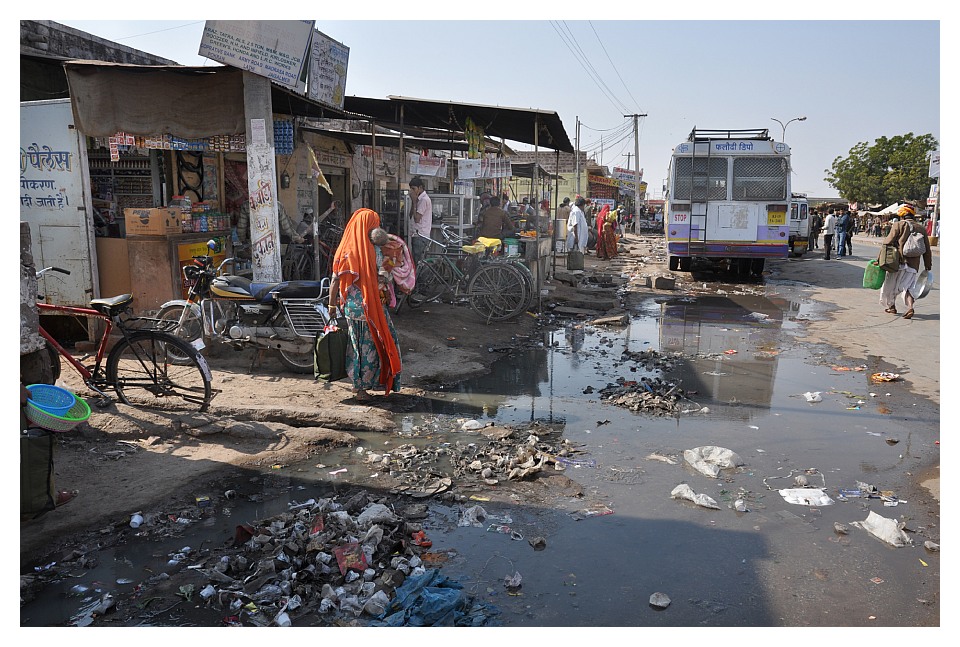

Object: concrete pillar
[243,71,283,282]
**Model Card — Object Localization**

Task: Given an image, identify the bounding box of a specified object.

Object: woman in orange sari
[595,204,618,260]
[329,209,402,400]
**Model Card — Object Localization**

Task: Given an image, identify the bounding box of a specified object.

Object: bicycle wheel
[506,259,536,311]
[407,257,454,307]
[157,304,204,364]
[467,263,529,322]
[44,339,62,382]
[106,331,213,413]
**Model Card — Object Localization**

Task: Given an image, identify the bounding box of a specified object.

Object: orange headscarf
[331,209,402,393]
[596,204,610,236]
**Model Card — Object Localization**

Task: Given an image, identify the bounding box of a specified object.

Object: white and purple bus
[665,128,791,277]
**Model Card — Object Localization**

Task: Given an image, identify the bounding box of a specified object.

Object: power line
[588,21,644,114]
[549,21,629,116]
[105,21,205,41]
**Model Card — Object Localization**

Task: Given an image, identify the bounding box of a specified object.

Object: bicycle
[406,225,533,322]
[36,267,215,413]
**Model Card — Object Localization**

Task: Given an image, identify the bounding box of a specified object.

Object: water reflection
[444,293,793,425]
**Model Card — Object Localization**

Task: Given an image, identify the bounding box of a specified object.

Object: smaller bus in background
[789,193,810,257]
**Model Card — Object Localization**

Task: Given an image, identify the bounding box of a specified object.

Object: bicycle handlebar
[36,266,71,277]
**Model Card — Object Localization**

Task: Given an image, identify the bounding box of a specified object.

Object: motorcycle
[158,240,331,374]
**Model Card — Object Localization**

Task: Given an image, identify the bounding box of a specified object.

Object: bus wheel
[751,259,765,276]
[669,256,680,271]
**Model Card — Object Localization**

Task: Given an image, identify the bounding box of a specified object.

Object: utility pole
[575,116,581,195]
[624,113,647,212]
[623,152,633,171]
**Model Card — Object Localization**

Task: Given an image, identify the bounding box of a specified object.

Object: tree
[825,133,938,206]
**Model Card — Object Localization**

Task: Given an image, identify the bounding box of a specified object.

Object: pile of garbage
[365,421,592,495]
[185,491,499,626]
[598,375,687,415]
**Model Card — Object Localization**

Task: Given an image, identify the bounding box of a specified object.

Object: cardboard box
[124,207,182,236]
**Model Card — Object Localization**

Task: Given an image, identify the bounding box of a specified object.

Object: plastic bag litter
[364,590,391,616]
[671,483,720,509]
[357,503,397,527]
[850,511,913,547]
[458,505,488,527]
[778,488,835,506]
[461,420,484,431]
[803,391,823,403]
[683,446,744,478]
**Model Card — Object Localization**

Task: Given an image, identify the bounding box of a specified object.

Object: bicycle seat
[475,237,502,249]
[89,294,134,316]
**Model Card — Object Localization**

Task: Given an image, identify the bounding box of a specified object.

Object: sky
[52,10,944,202]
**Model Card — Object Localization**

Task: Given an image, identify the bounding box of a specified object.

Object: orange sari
[331,209,402,394]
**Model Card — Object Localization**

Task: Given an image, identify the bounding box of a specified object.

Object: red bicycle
[36,267,215,413]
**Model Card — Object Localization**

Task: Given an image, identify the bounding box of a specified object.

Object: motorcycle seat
[253,280,326,303]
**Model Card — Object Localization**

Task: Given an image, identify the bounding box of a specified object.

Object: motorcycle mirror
[207,239,222,254]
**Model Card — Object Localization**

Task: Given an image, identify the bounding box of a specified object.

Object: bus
[664,128,791,277]
[789,193,810,257]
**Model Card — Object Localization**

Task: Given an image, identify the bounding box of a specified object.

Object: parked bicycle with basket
[406,224,534,322]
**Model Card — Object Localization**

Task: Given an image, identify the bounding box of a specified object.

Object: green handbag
[862,260,885,290]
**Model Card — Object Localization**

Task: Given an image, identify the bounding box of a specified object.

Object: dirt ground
[19,234,667,567]
[20,231,940,572]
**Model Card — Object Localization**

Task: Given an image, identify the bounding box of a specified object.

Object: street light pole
[771,116,807,141]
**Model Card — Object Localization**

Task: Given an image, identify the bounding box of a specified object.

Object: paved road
[773,232,940,500]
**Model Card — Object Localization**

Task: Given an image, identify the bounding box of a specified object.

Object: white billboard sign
[199,20,314,91]
[307,30,349,109]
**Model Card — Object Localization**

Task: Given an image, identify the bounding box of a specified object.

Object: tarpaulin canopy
[63,61,351,138]
[342,95,575,153]
[299,126,511,155]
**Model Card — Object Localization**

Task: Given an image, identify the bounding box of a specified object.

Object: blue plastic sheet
[372,568,500,627]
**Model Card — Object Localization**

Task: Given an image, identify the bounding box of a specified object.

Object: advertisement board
[199,20,314,90]
[307,30,349,109]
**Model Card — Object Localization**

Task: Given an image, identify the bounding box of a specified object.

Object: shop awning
[63,61,352,138]
[299,126,512,155]
[342,95,575,153]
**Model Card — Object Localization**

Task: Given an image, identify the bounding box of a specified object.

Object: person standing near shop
[329,209,403,400]
[408,176,432,265]
[474,195,516,240]
[567,196,589,254]
[822,210,836,260]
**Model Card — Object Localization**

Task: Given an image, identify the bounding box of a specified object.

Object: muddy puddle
[21,283,940,627]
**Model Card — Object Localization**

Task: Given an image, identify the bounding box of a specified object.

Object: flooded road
[21,278,940,628]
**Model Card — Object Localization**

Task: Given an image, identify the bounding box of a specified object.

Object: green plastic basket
[25,396,92,432]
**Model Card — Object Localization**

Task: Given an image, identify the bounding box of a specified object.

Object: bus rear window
[732,158,787,200]
[671,157,727,200]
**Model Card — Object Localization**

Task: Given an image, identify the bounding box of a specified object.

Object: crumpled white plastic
[683,446,744,478]
[778,488,835,506]
[803,391,823,402]
[850,510,913,547]
[671,483,720,509]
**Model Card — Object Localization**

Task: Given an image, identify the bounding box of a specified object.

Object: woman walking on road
[329,208,403,400]
[879,204,932,320]
[595,204,618,260]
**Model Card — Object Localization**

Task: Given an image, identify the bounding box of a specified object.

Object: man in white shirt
[567,196,589,253]
[822,210,837,260]
[408,176,432,264]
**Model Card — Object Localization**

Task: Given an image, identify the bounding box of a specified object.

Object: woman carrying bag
[328,209,402,400]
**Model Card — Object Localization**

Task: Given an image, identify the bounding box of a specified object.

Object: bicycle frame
[37,302,112,382]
